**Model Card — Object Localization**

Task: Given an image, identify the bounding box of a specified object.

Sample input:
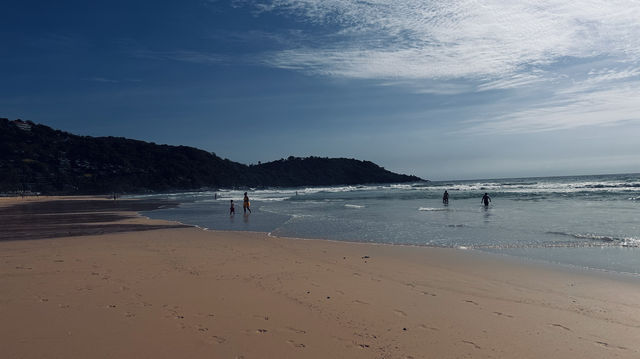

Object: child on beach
[230,200,235,215]
[243,192,251,214]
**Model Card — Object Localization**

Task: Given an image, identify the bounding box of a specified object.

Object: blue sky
[2,0,640,180]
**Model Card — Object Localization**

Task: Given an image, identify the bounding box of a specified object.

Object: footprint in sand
[462,340,482,350]
[353,299,369,305]
[211,335,227,344]
[394,309,407,317]
[286,327,307,334]
[256,329,268,334]
[167,312,184,319]
[166,307,184,319]
[464,300,479,306]
[595,341,628,350]
[286,340,306,348]
[493,311,514,318]
[550,323,571,331]
[418,324,439,331]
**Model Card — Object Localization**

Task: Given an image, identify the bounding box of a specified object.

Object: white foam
[129,176,640,203]
[344,204,365,209]
[420,178,640,195]
[418,207,447,211]
[389,184,414,190]
[621,237,640,247]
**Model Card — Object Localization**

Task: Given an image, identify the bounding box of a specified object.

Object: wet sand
[1,197,639,358]
[0,197,188,241]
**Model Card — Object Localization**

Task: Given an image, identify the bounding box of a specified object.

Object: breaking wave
[344,204,365,209]
[547,231,640,247]
[418,207,448,212]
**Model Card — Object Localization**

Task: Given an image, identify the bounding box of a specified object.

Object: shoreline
[5,195,640,280]
[0,196,189,241]
[2,197,640,358]
[270,230,640,290]
[146,213,640,281]
[137,187,640,278]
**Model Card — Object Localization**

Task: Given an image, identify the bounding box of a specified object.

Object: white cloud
[476,73,548,92]
[246,1,640,134]
[413,82,475,95]
[463,79,640,133]
[578,66,640,88]
[252,0,640,83]
[461,62,640,133]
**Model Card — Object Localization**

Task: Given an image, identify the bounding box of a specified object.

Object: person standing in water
[481,193,491,206]
[229,200,235,215]
[442,190,449,204]
[243,192,251,214]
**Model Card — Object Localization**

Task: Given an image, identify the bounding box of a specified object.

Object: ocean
[137,173,640,276]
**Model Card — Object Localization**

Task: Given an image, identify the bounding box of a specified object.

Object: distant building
[12,119,32,132]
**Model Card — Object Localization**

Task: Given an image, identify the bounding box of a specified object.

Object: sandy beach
[1,198,639,358]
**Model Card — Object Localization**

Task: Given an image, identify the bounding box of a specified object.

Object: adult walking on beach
[243,192,251,214]
[442,190,449,204]
[481,193,491,207]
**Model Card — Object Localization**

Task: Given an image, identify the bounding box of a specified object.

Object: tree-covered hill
[1,118,423,194]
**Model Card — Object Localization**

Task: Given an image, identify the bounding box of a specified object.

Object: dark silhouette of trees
[1,118,423,194]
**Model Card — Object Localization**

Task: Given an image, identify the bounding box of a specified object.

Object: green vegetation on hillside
[1,118,423,194]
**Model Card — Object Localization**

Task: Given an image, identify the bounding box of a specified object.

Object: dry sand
[1,198,639,358]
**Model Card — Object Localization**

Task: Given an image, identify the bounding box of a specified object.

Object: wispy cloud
[476,73,548,92]
[578,66,640,89]
[249,0,640,84]
[208,29,311,49]
[464,78,640,134]
[461,61,640,133]
[134,49,225,64]
[244,1,640,134]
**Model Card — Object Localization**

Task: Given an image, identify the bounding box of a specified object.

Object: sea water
[138,173,640,275]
